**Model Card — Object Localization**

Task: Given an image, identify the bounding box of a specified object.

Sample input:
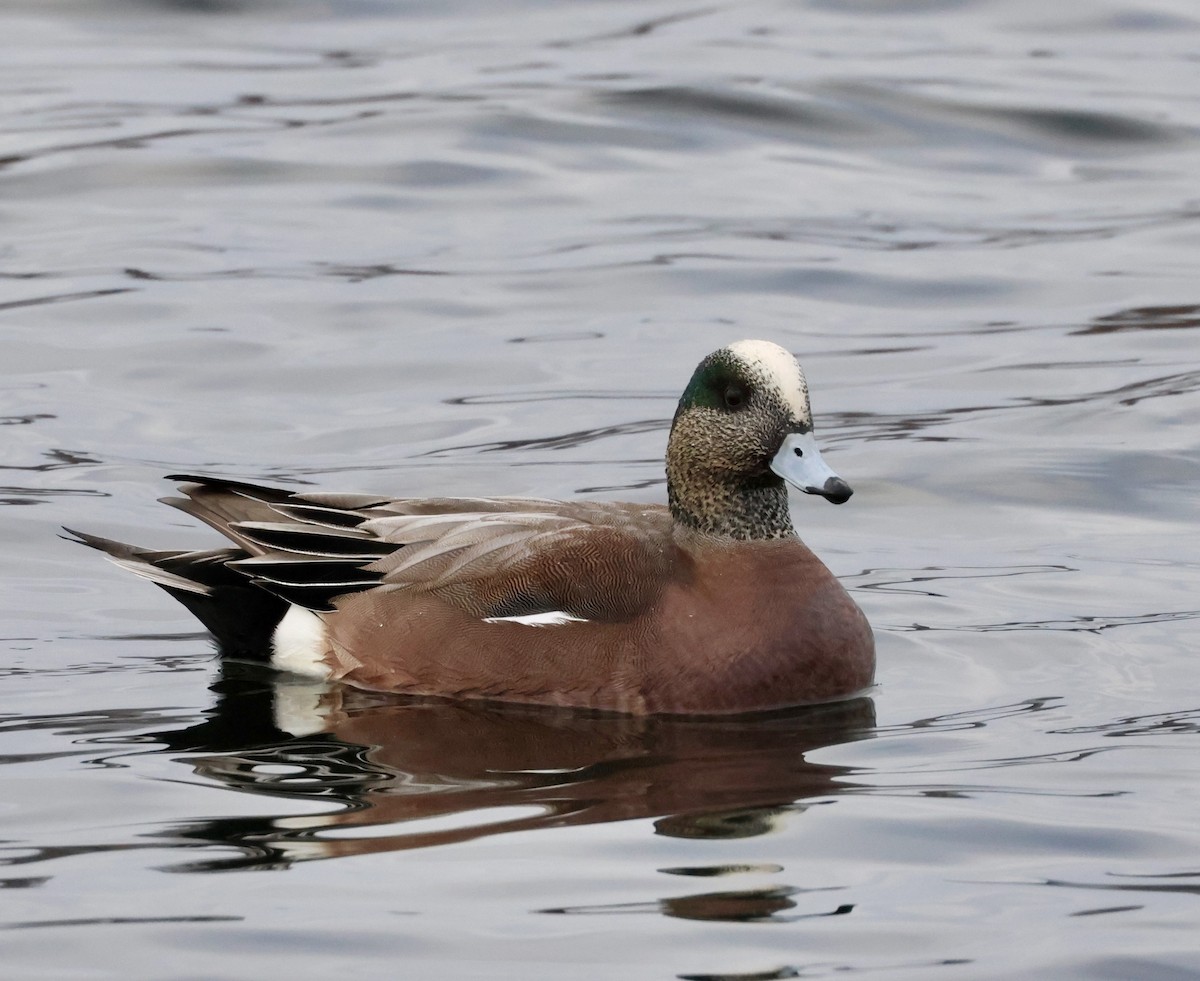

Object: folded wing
[166,475,677,621]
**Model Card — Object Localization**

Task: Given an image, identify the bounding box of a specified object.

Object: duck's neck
[667,469,796,541]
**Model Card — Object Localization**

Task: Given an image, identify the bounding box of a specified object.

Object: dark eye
[722,384,747,410]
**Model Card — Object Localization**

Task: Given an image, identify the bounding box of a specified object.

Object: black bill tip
[819,476,853,505]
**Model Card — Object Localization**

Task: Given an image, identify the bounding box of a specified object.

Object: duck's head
[666,339,851,540]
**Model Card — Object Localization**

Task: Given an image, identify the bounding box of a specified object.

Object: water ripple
[1075,303,1200,335]
[904,609,1200,634]
[1052,709,1200,738]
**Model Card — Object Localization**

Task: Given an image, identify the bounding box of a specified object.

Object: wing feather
[156,475,677,622]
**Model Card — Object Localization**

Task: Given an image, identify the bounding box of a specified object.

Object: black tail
[65,529,287,661]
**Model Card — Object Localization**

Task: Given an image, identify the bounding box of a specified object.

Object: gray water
[3,1,1200,977]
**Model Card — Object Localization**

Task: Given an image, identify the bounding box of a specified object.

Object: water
[3,0,1199,976]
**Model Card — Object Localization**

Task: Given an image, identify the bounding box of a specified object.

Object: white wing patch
[482,611,589,626]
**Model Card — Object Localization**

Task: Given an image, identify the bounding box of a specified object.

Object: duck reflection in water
[153,663,874,884]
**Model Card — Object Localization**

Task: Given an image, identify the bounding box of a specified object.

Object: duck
[70,340,874,715]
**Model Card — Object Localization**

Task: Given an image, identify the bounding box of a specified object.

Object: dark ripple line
[1027,369,1200,409]
[549,6,718,48]
[1039,877,1200,897]
[0,486,109,506]
[417,418,669,456]
[1074,303,1200,335]
[846,784,1123,801]
[122,262,446,283]
[0,106,386,170]
[871,697,1065,736]
[0,752,87,766]
[880,746,1117,775]
[0,414,54,426]
[0,915,242,931]
[578,476,665,494]
[1052,708,1200,738]
[0,126,249,169]
[0,707,198,737]
[0,449,101,473]
[903,609,1200,634]
[180,50,376,73]
[0,288,131,313]
[831,362,1200,443]
[681,957,973,981]
[853,564,1070,598]
[613,204,1200,254]
[13,87,464,126]
[446,390,670,406]
[509,331,607,344]
[0,877,48,890]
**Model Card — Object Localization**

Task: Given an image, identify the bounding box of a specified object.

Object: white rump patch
[728,339,811,423]
[482,611,588,626]
[271,605,332,679]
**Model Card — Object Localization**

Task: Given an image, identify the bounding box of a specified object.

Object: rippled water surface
[3,1,1200,977]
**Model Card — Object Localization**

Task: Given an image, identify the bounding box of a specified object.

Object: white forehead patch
[727,339,811,423]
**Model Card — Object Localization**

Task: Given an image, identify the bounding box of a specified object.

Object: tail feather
[69,474,389,660]
[66,528,287,661]
[160,474,301,554]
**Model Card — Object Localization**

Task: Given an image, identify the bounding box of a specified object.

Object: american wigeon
[71,340,874,714]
